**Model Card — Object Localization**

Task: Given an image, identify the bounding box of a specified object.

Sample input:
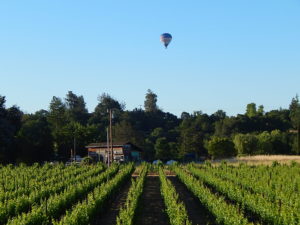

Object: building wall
[87,145,142,163]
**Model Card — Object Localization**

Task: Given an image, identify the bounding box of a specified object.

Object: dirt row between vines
[135,176,170,225]
[91,172,219,225]
[168,176,216,225]
[92,178,132,225]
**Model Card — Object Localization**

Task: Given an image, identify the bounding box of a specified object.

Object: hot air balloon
[160,33,172,48]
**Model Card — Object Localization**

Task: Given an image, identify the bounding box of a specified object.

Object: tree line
[0,90,300,164]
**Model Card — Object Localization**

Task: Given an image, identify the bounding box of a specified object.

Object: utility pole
[109,109,114,164]
[105,109,114,166]
[107,127,110,166]
[70,148,73,161]
[73,136,76,162]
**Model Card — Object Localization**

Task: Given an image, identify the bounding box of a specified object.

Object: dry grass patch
[212,155,300,165]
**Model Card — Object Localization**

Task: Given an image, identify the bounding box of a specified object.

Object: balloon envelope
[160,33,172,48]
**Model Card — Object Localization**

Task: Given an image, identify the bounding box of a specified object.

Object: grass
[211,155,300,165]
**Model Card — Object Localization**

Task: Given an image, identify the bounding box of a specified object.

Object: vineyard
[0,162,299,225]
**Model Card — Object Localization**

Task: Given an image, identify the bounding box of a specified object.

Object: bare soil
[93,179,132,225]
[135,176,170,225]
[168,176,216,225]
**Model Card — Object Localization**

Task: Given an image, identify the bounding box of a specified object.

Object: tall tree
[289,95,300,154]
[0,96,6,117]
[113,120,144,147]
[246,103,257,118]
[0,96,23,163]
[48,96,69,158]
[212,110,227,121]
[6,106,23,132]
[178,114,210,159]
[16,112,53,163]
[89,93,124,125]
[144,89,158,112]
[48,96,67,130]
[65,91,88,125]
[257,105,264,115]
[155,137,170,161]
[180,112,191,120]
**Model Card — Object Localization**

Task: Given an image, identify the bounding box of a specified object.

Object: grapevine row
[53,163,134,225]
[116,163,148,225]
[6,164,119,225]
[173,166,253,225]
[0,164,102,203]
[187,166,300,225]
[159,167,192,225]
[197,164,300,210]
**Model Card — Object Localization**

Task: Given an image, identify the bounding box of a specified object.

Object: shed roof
[86,142,142,152]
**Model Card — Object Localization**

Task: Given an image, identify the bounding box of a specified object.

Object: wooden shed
[86,142,142,163]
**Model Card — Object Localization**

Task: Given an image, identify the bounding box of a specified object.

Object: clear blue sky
[1,0,300,116]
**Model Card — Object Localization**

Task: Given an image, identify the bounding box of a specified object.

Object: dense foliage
[1,91,300,163]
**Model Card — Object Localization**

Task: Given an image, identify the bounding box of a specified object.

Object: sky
[1,0,300,117]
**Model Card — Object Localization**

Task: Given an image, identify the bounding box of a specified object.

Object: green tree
[151,127,164,138]
[65,91,89,124]
[0,96,10,161]
[16,112,53,163]
[206,136,236,159]
[155,137,170,161]
[48,96,69,159]
[0,96,5,112]
[168,142,179,159]
[144,89,158,112]
[89,93,124,126]
[0,96,23,163]
[142,127,164,161]
[212,110,227,121]
[48,97,67,128]
[178,113,213,158]
[180,112,191,120]
[257,105,264,115]
[269,130,290,154]
[233,133,258,155]
[60,121,95,158]
[113,120,144,147]
[256,131,273,154]
[289,95,300,154]
[214,117,235,137]
[178,119,203,158]
[264,109,290,131]
[246,103,257,118]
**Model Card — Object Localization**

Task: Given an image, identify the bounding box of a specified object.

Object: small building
[86,142,142,163]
